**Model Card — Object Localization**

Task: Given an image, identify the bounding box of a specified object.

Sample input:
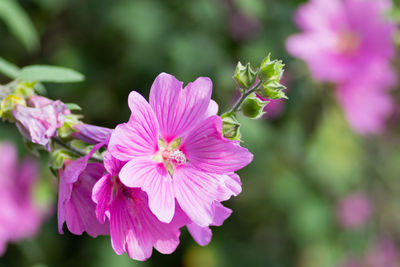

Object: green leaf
[18,65,85,83]
[0,57,20,78]
[65,103,82,111]
[0,0,39,51]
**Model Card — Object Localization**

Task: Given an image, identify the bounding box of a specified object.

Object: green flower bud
[14,82,35,99]
[258,81,287,100]
[233,62,258,90]
[50,149,76,170]
[221,112,241,141]
[58,114,82,138]
[259,54,285,82]
[241,93,269,119]
[0,94,25,120]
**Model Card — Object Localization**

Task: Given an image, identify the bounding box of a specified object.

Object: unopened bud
[0,94,25,120]
[221,112,241,141]
[233,62,257,90]
[258,53,285,82]
[258,81,287,100]
[50,149,75,170]
[241,93,269,119]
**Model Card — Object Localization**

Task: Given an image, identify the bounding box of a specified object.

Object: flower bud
[50,149,75,170]
[14,82,35,99]
[258,81,287,100]
[241,93,269,119]
[233,62,257,90]
[221,112,241,141]
[0,94,25,120]
[258,53,285,82]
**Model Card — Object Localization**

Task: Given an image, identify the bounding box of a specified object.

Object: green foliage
[0,0,39,51]
[18,65,85,83]
[0,57,20,79]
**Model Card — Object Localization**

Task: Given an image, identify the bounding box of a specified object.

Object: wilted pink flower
[58,142,109,237]
[109,73,253,227]
[0,142,43,255]
[286,0,397,134]
[71,123,113,145]
[336,192,373,229]
[12,95,69,147]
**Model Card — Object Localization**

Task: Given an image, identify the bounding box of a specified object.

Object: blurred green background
[0,0,400,266]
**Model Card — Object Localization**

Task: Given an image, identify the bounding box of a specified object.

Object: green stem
[52,137,103,163]
[228,80,262,114]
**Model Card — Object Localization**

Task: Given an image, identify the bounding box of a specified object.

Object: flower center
[335,31,360,55]
[156,137,187,176]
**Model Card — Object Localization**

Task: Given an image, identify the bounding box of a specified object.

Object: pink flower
[286,0,397,134]
[0,142,43,255]
[336,192,373,229]
[92,152,188,260]
[57,142,109,237]
[109,73,253,227]
[12,95,68,147]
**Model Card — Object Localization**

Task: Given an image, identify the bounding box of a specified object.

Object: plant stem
[228,80,262,114]
[52,137,103,163]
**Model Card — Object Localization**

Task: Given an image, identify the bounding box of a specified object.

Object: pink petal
[173,165,224,227]
[109,189,183,260]
[149,73,212,141]
[110,193,153,260]
[119,157,175,223]
[205,100,219,117]
[218,173,242,202]
[182,115,253,174]
[92,174,113,224]
[59,163,109,237]
[187,223,212,246]
[108,92,159,161]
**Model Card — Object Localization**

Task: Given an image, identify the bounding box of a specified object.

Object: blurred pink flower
[336,192,373,229]
[0,142,43,255]
[286,0,397,134]
[108,73,252,227]
[366,238,397,267]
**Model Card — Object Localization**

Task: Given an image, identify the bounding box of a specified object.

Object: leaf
[0,57,20,78]
[65,103,82,111]
[18,65,85,83]
[0,0,39,51]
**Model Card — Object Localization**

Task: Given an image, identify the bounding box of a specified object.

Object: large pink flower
[0,142,43,255]
[109,73,253,227]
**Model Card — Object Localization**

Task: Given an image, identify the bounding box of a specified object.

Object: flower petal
[182,115,253,174]
[109,92,159,161]
[92,174,113,224]
[173,165,224,227]
[149,73,212,141]
[119,158,175,223]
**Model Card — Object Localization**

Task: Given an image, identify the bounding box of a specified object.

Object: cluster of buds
[222,54,287,140]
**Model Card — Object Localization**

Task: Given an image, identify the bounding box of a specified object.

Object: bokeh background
[0,0,399,266]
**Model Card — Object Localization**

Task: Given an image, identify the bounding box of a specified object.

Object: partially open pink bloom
[57,142,109,237]
[0,142,43,255]
[336,192,373,229]
[92,152,189,260]
[109,73,253,227]
[71,123,113,145]
[12,95,69,147]
[286,0,397,134]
